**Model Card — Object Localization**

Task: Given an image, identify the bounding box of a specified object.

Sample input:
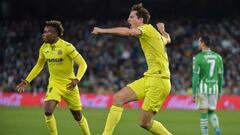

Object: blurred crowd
[0,18,240,95]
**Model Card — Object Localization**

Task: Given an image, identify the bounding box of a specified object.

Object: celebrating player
[92,3,172,135]
[16,20,91,135]
[192,36,223,135]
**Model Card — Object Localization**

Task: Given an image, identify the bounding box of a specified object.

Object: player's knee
[208,109,215,115]
[45,111,53,116]
[70,110,82,121]
[73,113,82,121]
[112,94,124,106]
[199,108,208,113]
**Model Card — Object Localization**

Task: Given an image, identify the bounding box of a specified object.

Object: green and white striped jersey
[192,50,224,94]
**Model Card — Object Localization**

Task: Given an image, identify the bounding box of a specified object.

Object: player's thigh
[113,86,138,105]
[208,94,218,110]
[142,77,171,113]
[197,94,208,110]
[63,87,82,111]
[127,77,146,99]
[45,84,62,102]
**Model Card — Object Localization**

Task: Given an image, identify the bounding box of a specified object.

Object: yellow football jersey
[39,38,80,85]
[137,24,170,78]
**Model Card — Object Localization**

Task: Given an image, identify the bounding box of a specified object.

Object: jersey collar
[49,38,61,50]
[50,38,61,47]
[202,49,211,52]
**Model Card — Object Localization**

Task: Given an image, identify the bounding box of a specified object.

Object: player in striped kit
[192,36,224,135]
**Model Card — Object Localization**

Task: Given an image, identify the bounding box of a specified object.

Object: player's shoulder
[193,52,203,59]
[138,24,154,31]
[211,51,223,60]
[59,38,71,46]
[40,43,49,50]
[59,38,74,48]
[139,24,160,38]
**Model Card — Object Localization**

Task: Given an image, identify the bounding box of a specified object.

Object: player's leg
[44,85,62,135]
[70,110,91,135]
[199,109,208,135]
[140,110,171,135]
[208,110,220,135]
[102,86,138,135]
[102,77,146,135]
[63,86,91,135]
[208,94,221,135]
[140,77,171,135]
[197,94,209,135]
[44,100,59,135]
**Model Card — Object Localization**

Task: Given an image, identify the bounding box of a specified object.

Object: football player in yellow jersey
[16,20,91,135]
[92,3,172,135]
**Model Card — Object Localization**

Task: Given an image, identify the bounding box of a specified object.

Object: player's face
[42,26,58,43]
[127,11,143,28]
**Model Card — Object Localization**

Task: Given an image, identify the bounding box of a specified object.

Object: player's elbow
[166,35,171,44]
[78,61,87,72]
[122,30,132,36]
[167,38,171,44]
[124,29,138,36]
[83,63,87,71]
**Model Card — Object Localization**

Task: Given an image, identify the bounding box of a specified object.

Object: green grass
[0,107,239,135]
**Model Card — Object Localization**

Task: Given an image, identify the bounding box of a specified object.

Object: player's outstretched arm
[91,27,141,36]
[16,58,45,93]
[156,22,171,44]
[67,54,87,90]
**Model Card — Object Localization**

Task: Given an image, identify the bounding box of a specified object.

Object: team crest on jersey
[58,50,62,55]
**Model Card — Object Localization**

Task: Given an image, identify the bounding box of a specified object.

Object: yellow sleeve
[74,53,87,81]
[25,45,46,83]
[161,35,168,46]
[137,25,148,38]
[66,44,79,59]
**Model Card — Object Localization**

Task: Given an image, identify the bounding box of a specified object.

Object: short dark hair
[200,35,212,47]
[45,20,64,36]
[131,3,150,24]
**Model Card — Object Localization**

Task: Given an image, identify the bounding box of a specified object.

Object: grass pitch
[0,107,239,135]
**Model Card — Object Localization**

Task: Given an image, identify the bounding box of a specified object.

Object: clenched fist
[156,22,165,33]
[91,27,104,35]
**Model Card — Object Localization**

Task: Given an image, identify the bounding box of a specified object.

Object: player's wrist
[21,79,29,85]
[73,78,80,83]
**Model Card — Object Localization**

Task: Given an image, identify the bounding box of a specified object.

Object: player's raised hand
[16,80,29,93]
[67,78,79,90]
[156,22,165,33]
[91,27,104,35]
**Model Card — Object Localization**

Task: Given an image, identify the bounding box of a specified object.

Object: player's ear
[139,17,144,23]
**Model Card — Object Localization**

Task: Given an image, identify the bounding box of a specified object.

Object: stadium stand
[0,18,239,94]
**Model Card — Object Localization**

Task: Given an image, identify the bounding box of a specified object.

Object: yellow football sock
[102,105,123,135]
[44,115,58,135]
[77,115,91,135]
[149,120,172,135]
